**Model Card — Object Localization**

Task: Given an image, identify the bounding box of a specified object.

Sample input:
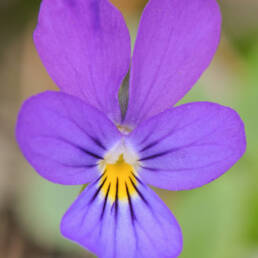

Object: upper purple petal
[124,0,221,126]
[128,102,246,190]
[16,91,121,185]
[34,0,131,123]
[61,176,182,258]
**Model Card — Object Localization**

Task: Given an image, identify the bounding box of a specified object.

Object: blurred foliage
[0,0,40,54]
[174,39,258,258]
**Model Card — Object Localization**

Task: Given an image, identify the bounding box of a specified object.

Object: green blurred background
[0,0,257,257]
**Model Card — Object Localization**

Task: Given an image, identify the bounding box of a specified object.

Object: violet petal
[128,102,246,190]
[16,91,121,185]
[34,0,131,123]
[61,176,182,257]
[124,0,221,126]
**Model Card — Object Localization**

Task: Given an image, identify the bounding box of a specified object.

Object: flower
[16,0,246,257]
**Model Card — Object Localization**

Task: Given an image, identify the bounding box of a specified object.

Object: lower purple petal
[128,102,246,190]
[61,176,182,258]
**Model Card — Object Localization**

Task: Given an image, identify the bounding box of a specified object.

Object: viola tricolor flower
[16,0,246,257]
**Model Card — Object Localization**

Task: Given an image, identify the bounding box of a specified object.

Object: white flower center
[102,139,139,168]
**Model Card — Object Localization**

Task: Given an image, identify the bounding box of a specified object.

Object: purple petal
[61,176,182,257]
[128,102,246,190]
[34,0,131,123]
[16,91,121,185]
[124,0,221,126]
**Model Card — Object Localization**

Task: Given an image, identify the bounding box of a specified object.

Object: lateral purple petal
[61,178,182,258]
[16,91,121,185]
[128,102,246,190]
[124,0,221,126]
[34,0,131,123]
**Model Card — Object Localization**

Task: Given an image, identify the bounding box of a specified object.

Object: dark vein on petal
[129,177,148,205]
[126,183,136,222]
[140,148,180,161]
[52,136,103,160]
[89,135,107,150]
[37,135,103,160]
[31,151,100,173]
[141,158,230,173]
[100,183,111,220]
[139,109,223,155]
[141,142,224,162]
[68,116,107,151]
[131,172,144,185]
[140,140,160,153]
[139,166,159,171]
[93,170,106,184]
[81,148,103,160]
[112,177,119,220]
[62,163,97,169]
[89,177,107,203]
[115,178,119,218]
[137,124,158,146]
[139,116,204,153]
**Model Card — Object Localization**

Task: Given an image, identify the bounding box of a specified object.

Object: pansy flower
[16,0,246,257]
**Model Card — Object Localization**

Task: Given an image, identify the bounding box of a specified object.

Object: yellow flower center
[99,154,137,202]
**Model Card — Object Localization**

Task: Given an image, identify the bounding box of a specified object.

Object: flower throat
[99,154,138,202]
